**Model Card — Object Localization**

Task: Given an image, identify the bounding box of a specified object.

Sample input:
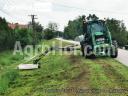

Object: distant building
[8,23,28,29]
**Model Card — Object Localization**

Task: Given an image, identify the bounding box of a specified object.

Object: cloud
[0,0,128,31]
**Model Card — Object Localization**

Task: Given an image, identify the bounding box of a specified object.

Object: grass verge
[0,39,128,96]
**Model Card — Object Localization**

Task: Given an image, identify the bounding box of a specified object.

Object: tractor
[80,14,118,58]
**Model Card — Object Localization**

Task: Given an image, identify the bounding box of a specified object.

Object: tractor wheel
[80,44,88,57]
[83,45,92,58]
[110,47,118,58]
[80,42,93,58]
[80,41,85,57]
[81,44,85,57]
[111,41,118,58]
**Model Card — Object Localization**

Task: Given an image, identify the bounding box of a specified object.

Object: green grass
[42,39,72,47]
[0,51,23,95]
[3,53,74,96]
[0,69,19,94]
[0,51,24,68]
[0,39,128,96]
[64,57,128,96]
[0,39,71,95]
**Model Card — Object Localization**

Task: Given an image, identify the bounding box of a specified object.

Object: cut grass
[66,57,128,96]
[0,51,24,69]
[0,39,72,95]
[4,53,75,96]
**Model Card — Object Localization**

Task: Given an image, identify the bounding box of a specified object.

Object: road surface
[116,49,128,67]
[56,38,128,67]
[56,38,80,45]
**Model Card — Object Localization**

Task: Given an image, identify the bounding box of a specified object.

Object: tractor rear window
[89,22,107,33]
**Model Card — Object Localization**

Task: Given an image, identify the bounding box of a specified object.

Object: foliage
[106,18,128,46]
[0,69,19,94]
[28,22,43,42]
[0,17,15,51]
[64,16,83,39]
[0,17,44,51]
[43,28,55,40]
[43,22,59,40]
[14,28,33,47]
[47,22,58,31]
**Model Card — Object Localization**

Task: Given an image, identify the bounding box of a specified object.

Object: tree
[64,16,83,39]
[14,28,32,47]
[106,18,128,46]
[127,33,128,45]
[47,22,58,32]
[0,17,44,51]
[28,22,43,43]
[43,22,58,40]
[0,17,15,51]
[43,28,54,40]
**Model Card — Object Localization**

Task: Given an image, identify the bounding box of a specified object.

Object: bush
[15,28,33,47]
[0,17,15,51]
[44,28,55,40]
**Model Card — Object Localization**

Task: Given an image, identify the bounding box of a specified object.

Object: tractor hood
[94,31,103,36]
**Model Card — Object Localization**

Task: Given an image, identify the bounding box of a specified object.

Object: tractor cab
[86,20,111,45]
[81,15,118,58]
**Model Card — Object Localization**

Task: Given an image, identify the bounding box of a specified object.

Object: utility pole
[58,31,59,38]
[28,14,38,46]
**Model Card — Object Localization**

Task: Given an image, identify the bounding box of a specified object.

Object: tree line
[64,15,128,47]
[0,17,59,51]
[1,15,128,51]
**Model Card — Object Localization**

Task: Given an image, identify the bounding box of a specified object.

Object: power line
[1,0,128,24]
[53,3,128,25]
[0,8,13,19]
[52,2,128,15]
[3,0,128,15]
[35,0,128,15]
[0,0,22,21]
[5,0,15,6]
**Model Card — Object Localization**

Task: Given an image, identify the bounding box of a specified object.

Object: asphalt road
[56,38,128,67]
[116,49,128,67]
[56,38,80,45]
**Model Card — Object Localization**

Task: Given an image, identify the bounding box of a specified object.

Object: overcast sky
[0,0,128,31]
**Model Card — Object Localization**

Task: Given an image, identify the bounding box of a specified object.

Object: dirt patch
[94,59,106,64]
[65,57,90,96]
[71,70,89,82]
[69,55,81,64]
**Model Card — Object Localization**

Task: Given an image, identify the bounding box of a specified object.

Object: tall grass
[0,51,24,67]
[0,51,23,95]
[0,69,19,94]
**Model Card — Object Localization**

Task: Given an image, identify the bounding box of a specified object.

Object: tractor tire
[111,40,118,58]
[81,45,85,57]
[80,41,93,58]
[83,44,92,58]
[80,41,85,57]
[110,47,118,58]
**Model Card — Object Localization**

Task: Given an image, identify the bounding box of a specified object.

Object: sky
[0,0,128,31]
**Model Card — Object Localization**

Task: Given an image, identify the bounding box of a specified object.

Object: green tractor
[80,15,118,58]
